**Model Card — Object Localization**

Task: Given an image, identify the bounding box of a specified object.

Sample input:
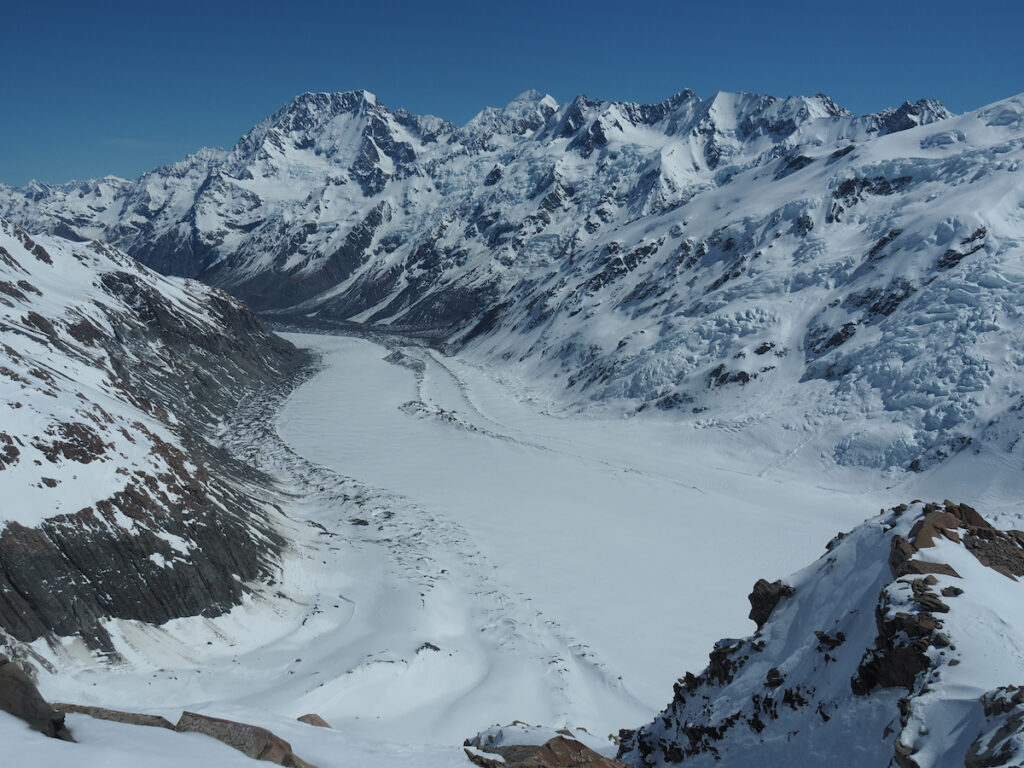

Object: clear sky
[3,0,1022,186]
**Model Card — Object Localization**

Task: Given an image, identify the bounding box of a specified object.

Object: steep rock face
[7,90,1024,470]
[616,501,1024,768]
[0,218,307,652]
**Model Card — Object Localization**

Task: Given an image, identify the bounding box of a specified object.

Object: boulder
[54,702,174,729]
[0,654,73,740]
[747,579,794,630]
[465,736,627,768]
[297,713,331,728]
[175,711,314,767]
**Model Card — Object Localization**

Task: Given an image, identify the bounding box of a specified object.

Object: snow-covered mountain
[3,88,1023,472]
[617,500,1024,768]
[0,217,305,654]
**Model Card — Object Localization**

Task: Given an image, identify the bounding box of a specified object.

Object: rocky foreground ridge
[0,218,307,655]
[3,90,1024,470]
[613,501,1024,768]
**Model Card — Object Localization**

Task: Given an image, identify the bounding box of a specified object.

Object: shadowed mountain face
[0,218,308,652]
[4,90,1024,472]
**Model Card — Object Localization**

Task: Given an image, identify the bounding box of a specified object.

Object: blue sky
[3,0,1022,185]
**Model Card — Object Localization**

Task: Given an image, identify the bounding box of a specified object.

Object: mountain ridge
[3,88,1023,472]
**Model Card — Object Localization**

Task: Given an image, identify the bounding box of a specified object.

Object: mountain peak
[284,89,380,116]
[465,90,559,136]
[867,97,952,135]
[506,89,558,110]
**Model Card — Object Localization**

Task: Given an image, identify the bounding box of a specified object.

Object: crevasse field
[11,331,1024,767]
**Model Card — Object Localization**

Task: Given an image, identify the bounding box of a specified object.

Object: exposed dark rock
[0,654,73,740]
[707,638,747,684]
[806,322,857,356]
[834,175,913,207]
[814,630,846,651]
[748,578,795,630]
[852,587,941,696]
[937,239,985,270]
[967,687,1024,768]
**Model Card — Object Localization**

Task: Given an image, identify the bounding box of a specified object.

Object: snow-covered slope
[0,218,305,653]
[616,500,1024,768]
[5,89,1024,472]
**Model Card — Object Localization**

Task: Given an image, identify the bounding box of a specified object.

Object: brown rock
[0,654,74,741]
[465,736,628,768]
[963,527,1024,579]
[909,510,960,548]
[912,592,950,614]
[53,703,174,729]
[175,711,314,767]
[297,713,331,728]
[943,500,989,529]
[888,534,961,579]
[889,535,918,578]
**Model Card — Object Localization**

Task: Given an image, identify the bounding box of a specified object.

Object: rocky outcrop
[176,711,314,768]
[617,502,1024,768]
[966,687,1024,768]
[747,578,794,630]
[466,736,627,768]
[0,654,73,740]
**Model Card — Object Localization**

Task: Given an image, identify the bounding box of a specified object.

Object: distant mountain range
[2,88,1023,471]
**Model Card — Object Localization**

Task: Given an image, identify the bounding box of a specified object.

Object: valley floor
[14,331,1024,767]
